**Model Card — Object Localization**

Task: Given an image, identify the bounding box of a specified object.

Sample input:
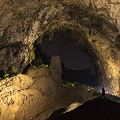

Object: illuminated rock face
[0,0,120,96]
[0,74,63,120]
[0,58,92,120]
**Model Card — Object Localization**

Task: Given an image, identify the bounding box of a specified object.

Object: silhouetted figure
[101,88,105,98]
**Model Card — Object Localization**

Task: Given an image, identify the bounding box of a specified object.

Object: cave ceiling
[0,0,120,96]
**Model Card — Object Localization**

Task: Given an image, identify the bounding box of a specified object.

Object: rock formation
[49,56,62,86]
[0,56,92,120]
[47,97,120,120]
[0,0,120,95]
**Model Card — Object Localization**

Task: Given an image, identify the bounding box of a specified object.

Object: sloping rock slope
[48,97,120,120]
[0,56,93,120]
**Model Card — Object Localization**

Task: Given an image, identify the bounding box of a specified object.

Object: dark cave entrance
[33,28,103,88]
[62,67,100,87]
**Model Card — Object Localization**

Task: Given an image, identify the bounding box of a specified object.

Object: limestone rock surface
[49,56,62,86]
[0,0,120,96]
[0,70,92,120]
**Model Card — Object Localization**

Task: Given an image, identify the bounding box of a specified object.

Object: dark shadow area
[47,97,120,120]
[39,28,102,88]
[0,70,5,79]
[33,40,51,65]
[22,28,103,88]
[115,34,120,48]
[22,63,31,74]
[22,40,51,74]
[62,67,100,87]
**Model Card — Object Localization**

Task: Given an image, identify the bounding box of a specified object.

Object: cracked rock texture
[0,56,92,120]
[0,0,120,95]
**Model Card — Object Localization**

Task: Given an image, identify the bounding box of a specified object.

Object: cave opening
[32,28,103,88]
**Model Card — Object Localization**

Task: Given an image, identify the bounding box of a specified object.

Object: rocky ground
[0,0,120,119]
[47,97,120,120]
[0,56,93,120]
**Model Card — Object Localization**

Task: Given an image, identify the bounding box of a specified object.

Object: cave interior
[32,28,103,88]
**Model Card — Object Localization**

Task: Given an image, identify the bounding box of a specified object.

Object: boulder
[0,71,93,120]
[47,97,120,120]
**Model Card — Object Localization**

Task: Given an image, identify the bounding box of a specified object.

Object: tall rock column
[49,56,63,87]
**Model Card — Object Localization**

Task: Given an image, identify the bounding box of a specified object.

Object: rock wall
[0,0,120,96]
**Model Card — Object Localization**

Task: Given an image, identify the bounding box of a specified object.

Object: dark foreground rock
[48,97,120,120]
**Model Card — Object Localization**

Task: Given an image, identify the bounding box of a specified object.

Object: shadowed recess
[34,28,103,87]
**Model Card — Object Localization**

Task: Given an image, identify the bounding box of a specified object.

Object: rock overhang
[0,0,120,96]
